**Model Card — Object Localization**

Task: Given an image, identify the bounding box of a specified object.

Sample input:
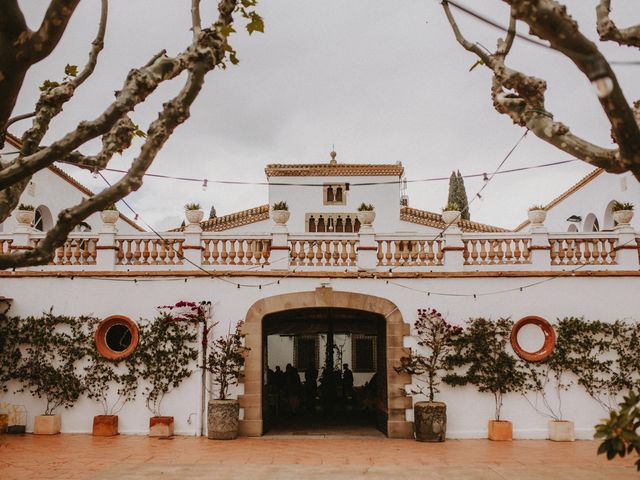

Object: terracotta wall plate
[510,316,556,362]
[95,315,139,360]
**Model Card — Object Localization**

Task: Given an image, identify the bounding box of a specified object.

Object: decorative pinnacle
[330,146,337,164]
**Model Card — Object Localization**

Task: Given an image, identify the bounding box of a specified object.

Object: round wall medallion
[95,315,139,360]
[510,316,556,362]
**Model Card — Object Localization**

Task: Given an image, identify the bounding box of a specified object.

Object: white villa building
[1,132,639,440]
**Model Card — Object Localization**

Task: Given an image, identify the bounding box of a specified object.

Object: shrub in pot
[527,204,547,225]
[441,202,461,226]
[270,201,290,225]
[137,315,198,437]
[595,391,640,471]
[184,202,204,225]
[14,203,35,225]
[395,308,462,442]
[444,317,525,441]
[356,203,375,225]
[611,200,634,225]
[206,321,249,440]
[16,313,87,434]
[84,342,138,437]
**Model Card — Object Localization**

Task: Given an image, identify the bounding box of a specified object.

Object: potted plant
[595,391,640,470]
[441,202,461,226]
[137,315,198,437]
[521,318,575,441]
[100,203,119,224]
[357,203,375,225]
[184,202,204,225]
[205,321,249,440]
[270,201,290,225]
[444,317,525,441]
[16,313,87,434]
[395,308,462,442]
[611,200,634,225]
[14,203,35,226]
[84,346,138,436]
[527,204,547,225]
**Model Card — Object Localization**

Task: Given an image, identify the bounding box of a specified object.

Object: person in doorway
[342,363,354,404]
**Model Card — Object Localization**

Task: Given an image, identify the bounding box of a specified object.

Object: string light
[202,179,208,191]
[92,168,99,179]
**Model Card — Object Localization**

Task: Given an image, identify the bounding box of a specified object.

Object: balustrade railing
[201,237,271,266]
[289,237,358,267]
[376,238,443,267]
[31,234,98,266]
[463,236,531,266]
[548,235,617,266]
[116,237,185,266]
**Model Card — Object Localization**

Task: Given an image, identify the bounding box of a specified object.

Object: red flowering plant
[205,322,249,400]
[395,308,463,402]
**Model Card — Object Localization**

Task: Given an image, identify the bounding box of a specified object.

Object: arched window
[354,218,361,232]
[345,217,353,233]
[583,213,600,232]
[335,216,343,232]
[335,187,343,202]
[567,224,578,232]
[603,200,617,230]
[308,216,316,233]
[317,216,325,232]
[34,205,53,232]
[327,186,334,202]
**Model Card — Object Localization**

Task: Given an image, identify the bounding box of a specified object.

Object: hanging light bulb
[482,173,489,184]
[591,77,614,98]
[92,168,99,179]
[589,59,614,99]
[134,213,139,221]
[202,179,208,191]
[477,193,484,202]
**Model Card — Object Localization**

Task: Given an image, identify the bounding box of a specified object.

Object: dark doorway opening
[262,307,387,436]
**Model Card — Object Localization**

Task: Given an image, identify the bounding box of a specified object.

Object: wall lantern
[566,215,582,223]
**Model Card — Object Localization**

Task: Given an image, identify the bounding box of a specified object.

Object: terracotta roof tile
[4,132,144,232]
[265,163,404,177]
[400,206,509,233]
[514,168,605,231]
[173,204,270,232]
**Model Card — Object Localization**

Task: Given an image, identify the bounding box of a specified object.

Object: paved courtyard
[1,434,636,479]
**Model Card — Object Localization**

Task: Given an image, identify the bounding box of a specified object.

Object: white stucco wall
[1,273,638,439]
[522,170,640,232]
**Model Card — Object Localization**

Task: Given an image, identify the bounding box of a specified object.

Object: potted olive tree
[137,316,198,437]
[16,313,87,434]
[84,349,138,436]
[206,321,249,440]
[395,308,462,442]
[444,317,525,441]
[270,201,290,225]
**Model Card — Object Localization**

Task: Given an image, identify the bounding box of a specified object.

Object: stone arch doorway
[239,287,412,438]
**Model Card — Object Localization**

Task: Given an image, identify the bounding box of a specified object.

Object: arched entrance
[239,287,413,438]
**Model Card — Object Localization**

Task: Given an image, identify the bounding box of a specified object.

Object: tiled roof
[4,132,145,232]
[174,204,270,232]
[400,206,509,233]
[265,163,405,177]
[514,168,605,231]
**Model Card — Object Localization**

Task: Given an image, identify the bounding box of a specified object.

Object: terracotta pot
[93,415,118,436]
[548,420,575,442]
[357,211,375,225]
[0,413,8,433]
[527,209,547,225]
[271,210,290,225]
[488,420,512,441]
[208,399,239,440]
[14,209,35,225]
[613,209,634,225]
[441,210,460,226]
[149,416,174,437]
[34,415,61,435]
[185,209,204,225]
[100,210,119,224]
[413,401,446,442]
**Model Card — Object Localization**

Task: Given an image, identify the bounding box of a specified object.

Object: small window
[95,315,139,360]
[323,184,347,205]
[352,335,377,372]
[294,335,319,372]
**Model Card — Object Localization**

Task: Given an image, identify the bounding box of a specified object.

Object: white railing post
[528,225,550,268]
[357,227,377,271]
[270,221,290,271]
[614,224,638,268]
[183,223,203,268]
[96,219,117,270]
[11,221,34,256]
[443,226,464,271]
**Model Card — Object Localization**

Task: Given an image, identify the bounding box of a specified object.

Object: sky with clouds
[11,1,640,231]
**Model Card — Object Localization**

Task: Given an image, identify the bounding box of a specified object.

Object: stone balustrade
[1,220,638,273]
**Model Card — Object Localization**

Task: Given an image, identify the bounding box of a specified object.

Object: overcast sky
[12,1,640,231]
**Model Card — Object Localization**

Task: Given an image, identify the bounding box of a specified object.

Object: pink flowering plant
[157,301,206,323]
[395,308,463,402]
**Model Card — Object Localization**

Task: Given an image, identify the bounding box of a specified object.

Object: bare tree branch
[596,0,640,48]
[192,0,203,39]
[27,0,81,63]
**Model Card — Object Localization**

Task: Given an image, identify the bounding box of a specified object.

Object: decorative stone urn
[488,420,512,441]
[271,210,290,225]
[414,401,446,442]
[613,209,634,225]
[527,209,547,225]
[207,399,239,440]
[100,209,119,224]
[548,420,575,442]
[34,414,61,435]
[357,211,376,226]
[441,210,461,226]
[185,209,204,225]
[149,416,174,437]
[14,209,35,226]
[93,415,118,436]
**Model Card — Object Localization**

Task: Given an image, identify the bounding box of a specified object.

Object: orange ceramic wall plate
[510,316,556,362]
[95,315,139,360]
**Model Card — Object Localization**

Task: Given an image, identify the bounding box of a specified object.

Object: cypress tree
[447,171,460,210]
[456,170,470,220]
[209,205,217,219]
